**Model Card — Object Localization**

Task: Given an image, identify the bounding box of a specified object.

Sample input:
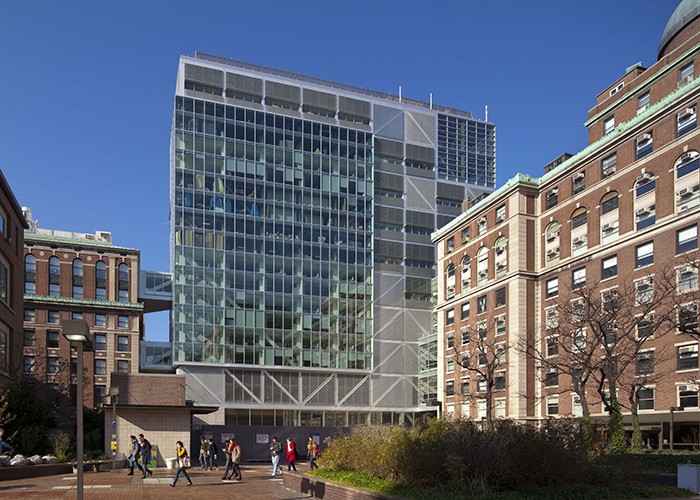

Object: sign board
[110,440,118,451]
[202,432,213,441]
[310,433,320,445]
[221,433,236,443]
[256,433,269,444]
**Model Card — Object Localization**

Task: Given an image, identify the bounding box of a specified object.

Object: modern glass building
[170,53,495,426]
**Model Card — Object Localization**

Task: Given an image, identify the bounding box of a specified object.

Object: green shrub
[49,431,71,462]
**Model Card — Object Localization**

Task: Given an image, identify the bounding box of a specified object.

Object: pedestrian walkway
[0,463,307,499]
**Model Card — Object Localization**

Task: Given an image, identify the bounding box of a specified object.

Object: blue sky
[0,1,680,341]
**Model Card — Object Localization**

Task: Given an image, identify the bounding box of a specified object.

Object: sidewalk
[0,463,308,499]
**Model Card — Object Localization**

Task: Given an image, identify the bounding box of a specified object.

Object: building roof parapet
[23,294,144,310]
[190,53,485,123]
[25,231,138,253]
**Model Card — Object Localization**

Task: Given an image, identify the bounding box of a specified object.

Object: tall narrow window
[572,172,586,194]
[95,261,107,301]
[461,256,471,292]
[49,256,60,297]
[571,207,588,256]
[678,106,697,137]
[637,91,651,113]
[636,133,653,160]
[600,191,620,244]
[118,263,129,302]
[602,153,617,177]
[445,264,456,299]
[636,242,654,268]
[72,259,83,299]
[24,254,36,295]
[680,62,695,82]
[603,116,615,135]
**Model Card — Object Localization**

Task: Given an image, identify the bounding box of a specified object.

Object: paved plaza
[0,464,308,499]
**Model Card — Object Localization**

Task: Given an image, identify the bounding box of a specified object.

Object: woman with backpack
[307,436,319,470]
[170,441,193,487]
[285,437,297,471]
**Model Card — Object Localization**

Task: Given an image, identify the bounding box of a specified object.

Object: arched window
[635,172,656,198]
[445,264,456,299]
[635,173,656,230]
[118,263,129,302]
[72,259,83,299]
[24,254,36,295]
[461,256,471,291]
[495,237,507,278]
[676,151,700,179]
[571,207,588,256]
[545,222,561,266]
[477,246,489,285]
[49,256,60,297]
[600,192,620,244]
[95,261,107,301]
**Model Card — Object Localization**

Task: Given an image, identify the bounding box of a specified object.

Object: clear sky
[0,0,681,341]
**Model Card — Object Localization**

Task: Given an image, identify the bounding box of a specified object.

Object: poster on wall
[310,432,320,445]
[256,433,269,444]
[221,433,236,443]
[203,431,213,441]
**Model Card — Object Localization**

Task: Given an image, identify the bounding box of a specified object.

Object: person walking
[269,436,282,477]
[170,441,193,487]
[307,436,319,470]
[206,438,218,471]
[285,437,297,471]
[198,436,207,469]
[221,438,233,480]
[138,434,153,478]
[127,435,142,476]
[231,439,243,480]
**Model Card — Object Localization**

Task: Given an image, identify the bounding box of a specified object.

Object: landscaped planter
[283,471,407,500]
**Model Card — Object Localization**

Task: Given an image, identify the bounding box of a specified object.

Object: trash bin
[165,458,178,470]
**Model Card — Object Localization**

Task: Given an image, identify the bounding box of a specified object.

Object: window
[95,314,106,327]
[48,256,60,297]
[677,151,700,179]
[47,331,60,349]
[446,309,455,326]
[544,367,558,387]
[572,172,586,194]
[678,265,699,293]
[24,309,35,322]
[23,356,34,374]
[461,327,470,345]
[477,247,489,285]
[600,192,619,215]
[461,302,470,320]
[477,295,487,314]
[477,376,487,393]
[678,344,699,370]
[477,217,487,235]
[636,205,656,231]
[117,360,129,373]
[48,311,60,324]
[496,205,506,223]
[546,278,558,299]
[72,259,83,299]
[95,334,107,351]
[446,237,455,253]
[0,259,9,305]
[678,226,698,254]
[461,256,471,291]
[47,357,59,374]
[572,267,586,289]
[118,315,129,328]
[24,254,36,295]
[445,381,454,397]
[477,321,487,339]
[602,289,619,312]
[0,325,9,373]
[445,264,456,299]
[571,209,588,229]
[545,307,559,330]
[679,303,699,333]
[477,400,487,419]
[636,242,654,268]
[547,396,559,415]
[545,188,558,210]
[118,263,129,302]
[117,335,129,353]
[638,388,654,410]
[636,351,654,375]
[604,322,618,345]
[23,329,35,347]
[495,287,506,308]
[460,378,470,396]
[679,384,699,409]
[447,333,455,349]
[446,356,454,373]
[94,385,107,407]
[95,359,107,376]
[638,91,651,112]
[680,62,695,82]
[546,336,558,357]
[603,116,615,135]
[72,312,82,320]
[495,343,506,364]
[678,106,697,137]
[602,153,617,178]
[495,315,506,336]
[572,394,583,417]
[494,371,506,391]
[95,261,107,301]
[636,133,653,160]
[636,278,654,305]
[461,227,470,244]
[602,256,618,279]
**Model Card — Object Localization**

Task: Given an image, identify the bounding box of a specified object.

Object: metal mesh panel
[375,205,403,225]
[225,73,263,95]
[375,239,403,258]
[437,214,455,228]
[338,96,371,118]
[375,138,404,159]
[303,373,336,406]
[375,171,404,191]
[436,182,465,201]
[302,89,336,111]
[406,243,434,262]
[405,111,435,146]
[265,81,301,104]
[263,371,299,404]
[406,144,435,165]
[337,375,369,406]
[184,64,224,88]
[373,105,404,140]
[405,210,433,228]
[405,277,431,295]
[405,178,434,211]
[374,274,404,307]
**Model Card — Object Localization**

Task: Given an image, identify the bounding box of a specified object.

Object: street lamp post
[62,320,94,500]
[109,387,119,473]
[670,406,684,451]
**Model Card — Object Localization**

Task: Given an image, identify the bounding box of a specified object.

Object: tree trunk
[629,387,642,450]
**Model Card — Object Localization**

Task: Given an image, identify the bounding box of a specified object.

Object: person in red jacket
[285,437,297,471]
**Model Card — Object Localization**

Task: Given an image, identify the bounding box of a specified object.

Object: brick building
[21,210,143,418]
[433,0,700,445]
[0,170,28,386]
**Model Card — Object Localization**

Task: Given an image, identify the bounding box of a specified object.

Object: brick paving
[0,464,309,499]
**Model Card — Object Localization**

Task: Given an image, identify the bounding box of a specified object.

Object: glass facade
[172,96,374,370]
[437,114,496,186]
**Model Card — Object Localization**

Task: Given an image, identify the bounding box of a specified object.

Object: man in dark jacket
[138,434,153,478]
[127,435,142,476]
